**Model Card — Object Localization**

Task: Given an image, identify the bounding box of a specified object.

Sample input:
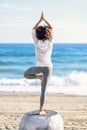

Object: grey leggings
[24,66,52,107]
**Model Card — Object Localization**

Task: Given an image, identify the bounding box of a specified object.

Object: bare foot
[36,76,43,81]
[38,110,46,115]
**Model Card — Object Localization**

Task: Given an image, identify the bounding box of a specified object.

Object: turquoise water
[0,43,87,95]
[0,43,87,78]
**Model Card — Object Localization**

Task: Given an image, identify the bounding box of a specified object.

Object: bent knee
[24,71,35,79]
[24,71,30,79]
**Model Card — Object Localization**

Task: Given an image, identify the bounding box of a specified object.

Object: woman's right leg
[39,67,52,113]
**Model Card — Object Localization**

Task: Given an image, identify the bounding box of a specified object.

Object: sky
[0,0,87,43]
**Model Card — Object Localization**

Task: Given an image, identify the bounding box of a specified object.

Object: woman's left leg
[24,67,43,80]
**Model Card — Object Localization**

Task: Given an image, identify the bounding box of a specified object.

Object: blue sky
[0,0,87,43]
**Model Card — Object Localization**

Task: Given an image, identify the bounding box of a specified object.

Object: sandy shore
[0,92,87,130]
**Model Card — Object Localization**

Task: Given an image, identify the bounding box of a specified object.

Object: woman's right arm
[43,18,52,29]
[41,12,52,29]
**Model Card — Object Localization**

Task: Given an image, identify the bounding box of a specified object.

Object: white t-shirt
[32,29,53,67]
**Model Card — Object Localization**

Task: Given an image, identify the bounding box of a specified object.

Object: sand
[0,92,87,130]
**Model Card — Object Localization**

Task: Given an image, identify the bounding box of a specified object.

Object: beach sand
[0,92,87,130]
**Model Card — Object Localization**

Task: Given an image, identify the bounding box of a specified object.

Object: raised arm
[33,12,43,29]
[33,12,52,29]
[42,12,52,29]
[33,19,42,29]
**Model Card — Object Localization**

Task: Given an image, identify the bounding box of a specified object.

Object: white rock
[19,110,64,130]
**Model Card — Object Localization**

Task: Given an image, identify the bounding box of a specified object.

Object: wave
[0,71,87,95]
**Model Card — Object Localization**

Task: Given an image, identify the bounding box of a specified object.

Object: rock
[19,110,64,130]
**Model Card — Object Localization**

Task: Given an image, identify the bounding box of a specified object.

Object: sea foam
[0,71,87,95]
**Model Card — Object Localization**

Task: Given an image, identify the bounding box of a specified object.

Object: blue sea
[0,43,87,95]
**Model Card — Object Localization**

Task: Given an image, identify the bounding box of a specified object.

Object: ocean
[0,43,87,95]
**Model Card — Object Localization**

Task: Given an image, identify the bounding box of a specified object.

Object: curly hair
[36,26,52,40]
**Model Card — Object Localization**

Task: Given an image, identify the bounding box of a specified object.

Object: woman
[24,12,53,114]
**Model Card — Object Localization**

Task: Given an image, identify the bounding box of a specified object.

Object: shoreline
[0,91,87,96]
[0,92,87,130]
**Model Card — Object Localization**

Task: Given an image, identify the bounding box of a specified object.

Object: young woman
[24,12,53,114]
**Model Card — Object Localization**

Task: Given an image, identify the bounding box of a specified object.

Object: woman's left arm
[33,12,44,29]
[33,19,42,29]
